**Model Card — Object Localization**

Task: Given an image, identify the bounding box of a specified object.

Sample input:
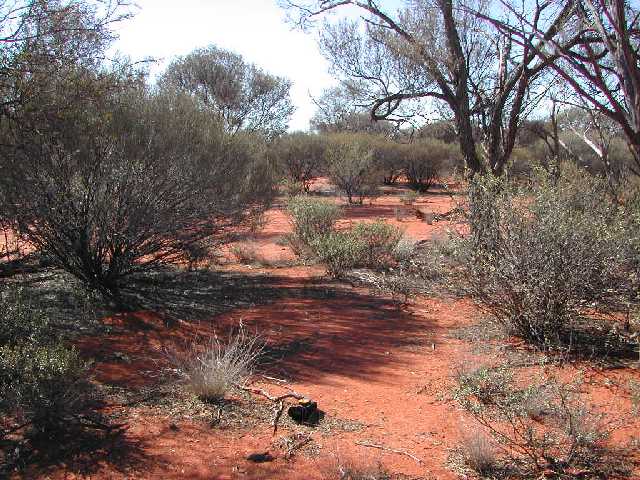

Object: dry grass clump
[167,326,263,402]
[230,242,262,265]
[459,430,497,476]
[319,451,390,480]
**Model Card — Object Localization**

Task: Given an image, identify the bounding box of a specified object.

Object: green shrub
[399,190,419,205]
[0,343,87,428]
[311,231,367,278]
[270,132,326,193]
[449,168,627,347]
[310,221,402,277]
[287,195,342,254]
[0,288,89,432]
[350,221,402,269]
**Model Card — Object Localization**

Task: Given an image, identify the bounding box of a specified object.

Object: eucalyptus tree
[283,0,578,175]
[477,0,640,174]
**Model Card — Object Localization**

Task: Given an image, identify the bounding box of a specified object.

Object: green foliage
[630,380,640,415]
[1,67,275,304]
[371,137,406,185]
[350,220,402,269]
[404,140,447,192]
[454,365,515,409]
[310,221,402,278]
[0,288,89,432]
[270,132,326,193]
[286,195,342,255]
[160,44,294,139]
[286,195,402,276]
[399,190,419,205]
[311,230,368,278]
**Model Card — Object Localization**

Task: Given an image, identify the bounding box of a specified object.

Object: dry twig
[355,440,423,464]
[238,385,306,434]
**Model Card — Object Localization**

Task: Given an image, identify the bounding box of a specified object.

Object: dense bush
[449,168,627,347]
[311,231,368,277]
[310,221,402,277]
[325,133,380,204]
[0,67,275,305]
[286,195,342,255]
[160,44,294,139]
[403,140,456,191]
[350,221,402,269]
[270,132,326,193]
[371,138,405,185]
[0,288,89,433]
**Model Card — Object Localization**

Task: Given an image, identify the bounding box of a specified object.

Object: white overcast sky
[112,0,338,131]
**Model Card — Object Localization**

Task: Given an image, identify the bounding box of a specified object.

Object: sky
[111,0,338,132]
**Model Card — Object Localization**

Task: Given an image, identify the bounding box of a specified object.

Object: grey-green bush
[286,195,342,255]
[0,288,89,432]
[311,230,368,278]
[270,132,326,193]
[311,221,402,277]
[450,167,627,347]
[325,133,380,204]
[350,221,402,269]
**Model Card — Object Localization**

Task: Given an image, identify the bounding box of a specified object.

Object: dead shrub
[230,242,262,265]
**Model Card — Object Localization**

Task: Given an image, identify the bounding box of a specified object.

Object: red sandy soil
[7,182,640,480]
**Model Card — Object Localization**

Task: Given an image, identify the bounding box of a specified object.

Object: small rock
[247,452,274,463]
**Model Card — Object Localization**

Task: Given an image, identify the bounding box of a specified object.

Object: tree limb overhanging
[282,0,583,176]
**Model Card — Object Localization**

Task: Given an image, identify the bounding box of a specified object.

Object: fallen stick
[355,440,423,464]
[238,385,306,434]
[285,435,312,459]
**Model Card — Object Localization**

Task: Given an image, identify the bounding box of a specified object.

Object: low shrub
[319,451,391,480]
[1,343,87,429]
[311,231,367,278]
[453,365,629,478]
[459,430,497,476]
[167,327,263,402]
[287,195,342,255]
[0,288,90,434]
[448,168,628,348]
[350,221,402,269]
[230,242,261,265]
[391,237,418,263]
[310,221,402,278]
[354,266,421,306]
[399,190,419,205]
[454,364,514,407]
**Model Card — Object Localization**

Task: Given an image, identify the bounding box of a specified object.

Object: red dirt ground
[7,183,640,480]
